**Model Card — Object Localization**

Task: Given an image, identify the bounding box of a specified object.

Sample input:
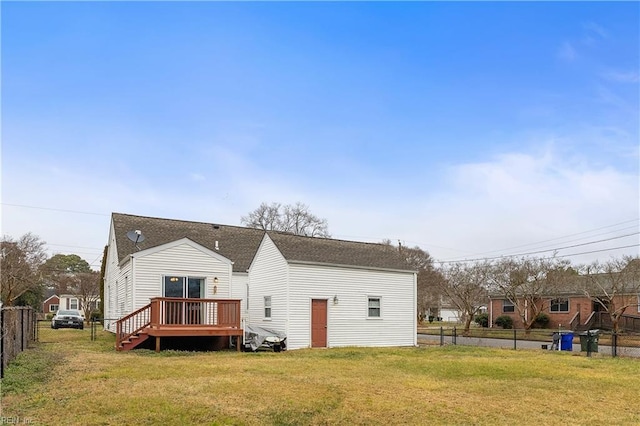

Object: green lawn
[1,325,639,425]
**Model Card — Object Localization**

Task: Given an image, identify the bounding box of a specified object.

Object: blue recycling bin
[560,332,574,351]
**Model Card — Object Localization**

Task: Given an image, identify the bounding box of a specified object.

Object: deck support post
[156,336,161,353]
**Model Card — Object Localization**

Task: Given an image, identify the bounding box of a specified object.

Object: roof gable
[131,237,233,265]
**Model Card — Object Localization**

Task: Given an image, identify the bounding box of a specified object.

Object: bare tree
[241,202,330,237]
[488,256,571,332]
[65,271,101,320]
[1,233,47,306]
[580,256,640,333]
[440,261,491,334]
[383,241,444,321]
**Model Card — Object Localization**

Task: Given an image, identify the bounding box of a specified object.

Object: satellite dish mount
[126,230,146,251]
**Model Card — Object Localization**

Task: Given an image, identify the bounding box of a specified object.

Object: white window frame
[367,296,381,319]
[550,298,569,313]
[264,296,272,320]
[70,298,79,310]
[49,304,59,312]
[502,300,515,313]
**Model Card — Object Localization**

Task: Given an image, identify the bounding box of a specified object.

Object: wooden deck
[116,297,243,351]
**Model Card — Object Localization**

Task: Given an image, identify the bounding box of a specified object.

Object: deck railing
[116,304,151,349]
[149,297,241,328]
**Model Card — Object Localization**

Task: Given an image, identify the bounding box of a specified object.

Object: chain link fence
[418,327,640,359]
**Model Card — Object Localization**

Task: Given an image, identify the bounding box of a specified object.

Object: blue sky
[2,2,638,269]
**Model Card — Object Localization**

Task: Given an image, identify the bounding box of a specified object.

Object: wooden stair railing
[569,311,581,331]
[116,303,151,350]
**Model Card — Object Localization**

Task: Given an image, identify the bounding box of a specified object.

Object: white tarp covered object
[244,325,287,352]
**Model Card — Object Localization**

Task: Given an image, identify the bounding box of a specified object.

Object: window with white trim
[70,298,79,310]
[502,300,515,313]
[264,296,272,319]
[49,304,59,312]
[550,298,569,313]
[368,297,381,318]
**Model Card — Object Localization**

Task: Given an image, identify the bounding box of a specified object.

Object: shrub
[474,313,489,328]
[495,315,513,329]
[533,313,550,329]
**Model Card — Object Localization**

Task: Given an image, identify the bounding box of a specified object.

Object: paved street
[417,333,639,357]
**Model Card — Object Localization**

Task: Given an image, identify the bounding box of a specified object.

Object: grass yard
[2,325,639,425]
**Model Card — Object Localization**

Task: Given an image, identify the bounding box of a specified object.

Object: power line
[1,203,109,217]
[438,234,639,264]
[444,218,640,261]
[47,243,105,250]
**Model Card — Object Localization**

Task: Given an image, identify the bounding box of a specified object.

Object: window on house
[70,298,79,310]
[49,304,59,312]
[264,296,272,319]
[368,297,381,318]
[502,300,515,313]
[550,298,569,313]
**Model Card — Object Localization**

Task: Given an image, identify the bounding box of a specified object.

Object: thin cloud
[557,41,577,62]
[583,21,609,40]
[602,70,640,84]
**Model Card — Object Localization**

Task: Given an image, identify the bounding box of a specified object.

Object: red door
[311,299,327,348]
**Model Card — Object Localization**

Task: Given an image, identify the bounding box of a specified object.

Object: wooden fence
[1,306,36,378]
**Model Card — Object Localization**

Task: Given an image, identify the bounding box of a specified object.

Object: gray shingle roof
[268,231,414,271]
[112,213,265,272]
[111,213,414,273]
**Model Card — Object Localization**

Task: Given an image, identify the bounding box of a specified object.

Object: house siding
[132,242,232,309]
[247,235,289,334]
[231,273,249,326]
[287,263,416,350]
[104,221,121,331]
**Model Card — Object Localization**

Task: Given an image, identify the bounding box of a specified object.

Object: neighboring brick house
[42,294,60,314]
[489,290,640,331]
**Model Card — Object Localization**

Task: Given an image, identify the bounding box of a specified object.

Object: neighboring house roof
[42,294,59,304]
[43,288,58,300]
[111,213,414,273]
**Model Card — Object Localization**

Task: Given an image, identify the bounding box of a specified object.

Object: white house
[104,213,417,351]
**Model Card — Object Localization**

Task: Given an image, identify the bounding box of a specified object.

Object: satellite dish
[126,230,145,250]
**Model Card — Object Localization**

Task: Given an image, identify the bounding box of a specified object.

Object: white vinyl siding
[103,235,233,333]
[104,221,121,331]
[132,241,232,311]
[247,236,288,333]
[287,263,416,350]
[230,273,249,325]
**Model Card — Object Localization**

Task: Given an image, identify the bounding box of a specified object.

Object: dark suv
[51,310,84,329]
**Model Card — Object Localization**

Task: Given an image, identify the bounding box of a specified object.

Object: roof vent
[213,224,220,230]
[215,240,219,251]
